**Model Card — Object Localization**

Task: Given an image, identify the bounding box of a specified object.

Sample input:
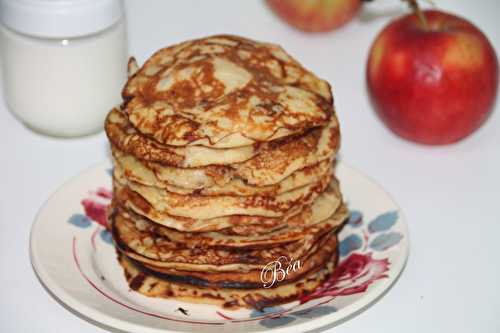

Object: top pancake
[122,35,334,148]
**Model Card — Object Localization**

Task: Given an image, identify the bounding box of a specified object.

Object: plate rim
[30,160,410,333]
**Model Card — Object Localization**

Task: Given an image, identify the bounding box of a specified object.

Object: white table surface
[1,0,499,332]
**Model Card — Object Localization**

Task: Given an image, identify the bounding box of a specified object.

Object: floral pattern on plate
[68,181,404,329]
[32,162,409,333]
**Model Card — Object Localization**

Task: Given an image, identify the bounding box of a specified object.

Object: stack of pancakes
[105,35,348,309]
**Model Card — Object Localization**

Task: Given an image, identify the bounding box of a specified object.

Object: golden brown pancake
[231,116,339,186]
[109,111,339,186]
[111,209,340,272]
[122,35,334,148]
[118,232,338,289]
[105,106,339,172]
[115,203,347,249]
[119,252,337,309]
[105,108,259,168]
[113,177,343,233]
[113,149,332,196]
[113,170,331,219]
[105,34,347,310]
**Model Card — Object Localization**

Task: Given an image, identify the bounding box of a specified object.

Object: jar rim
[0,0,124,38]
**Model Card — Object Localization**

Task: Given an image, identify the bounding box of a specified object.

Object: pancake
[114,170,331,219]
[113,178,343,233]
[106,106,339,174]
[119,250,337,309]
[119,232,338,289]
[106,34,347,311]
[105,108,259,168]
[111,210,338,271]
[233,115,339,186]
[110,112,338,188]
[116,203,347,249]
[113,149,332,196]
[122,35,334,148]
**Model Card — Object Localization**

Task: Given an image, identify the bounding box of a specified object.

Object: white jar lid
[0,0,124,38]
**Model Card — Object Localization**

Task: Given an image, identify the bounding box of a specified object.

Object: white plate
[30,161,409,333]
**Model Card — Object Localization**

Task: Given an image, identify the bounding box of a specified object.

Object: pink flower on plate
[81,187,112,229]
[300,253,389,304]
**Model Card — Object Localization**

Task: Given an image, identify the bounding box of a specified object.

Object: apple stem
[403,0,429,30]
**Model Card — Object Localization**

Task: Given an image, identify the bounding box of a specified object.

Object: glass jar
[0,0,128,137]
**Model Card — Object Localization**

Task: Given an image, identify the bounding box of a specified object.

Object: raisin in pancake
[118,247,337,309]
[115,203,347,249]
[122,35,334,148]
[113,178,343,233]
[113,170,331,219]
[113,149,332,196]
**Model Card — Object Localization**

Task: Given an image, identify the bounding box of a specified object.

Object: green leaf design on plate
[339,234,363,257]
[369,232,403,251]
[368,211,398,233]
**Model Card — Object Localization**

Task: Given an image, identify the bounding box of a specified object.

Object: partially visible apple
[367,9,498,145]
[267,0,361,32]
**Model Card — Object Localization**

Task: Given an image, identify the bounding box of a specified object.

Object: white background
[1,0,499,332]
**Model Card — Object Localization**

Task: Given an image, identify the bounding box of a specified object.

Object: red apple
[367,9,499,145]
[267,0,361,32]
